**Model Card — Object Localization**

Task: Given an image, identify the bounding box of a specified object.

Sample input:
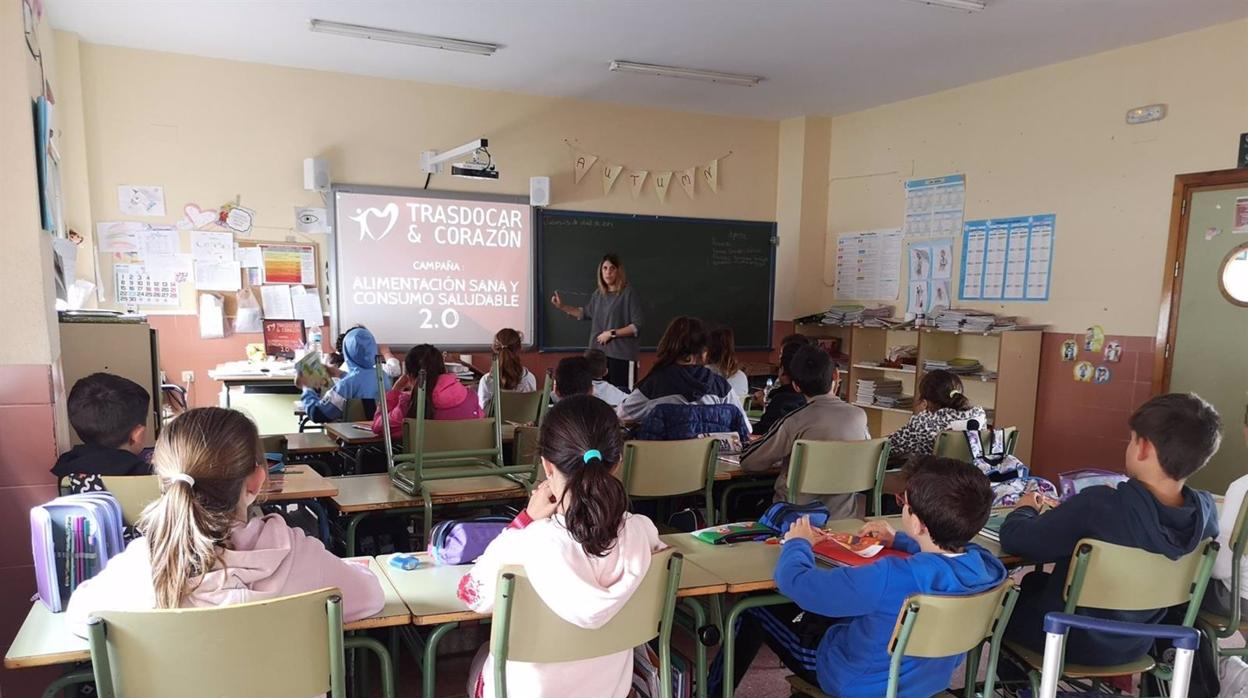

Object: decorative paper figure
[572,152,598,184]
[628,170,648,199]
[1083,325,1105,353]
[1103,341,1123,363]
[679,167,696,199]
[654,171,673,203]
[1074,361,1094,383]
[1060,339,1078,362]
[602,164,624,195]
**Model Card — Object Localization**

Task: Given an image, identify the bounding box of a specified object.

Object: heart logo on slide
[182,204,218,229]
[350,203,399,241]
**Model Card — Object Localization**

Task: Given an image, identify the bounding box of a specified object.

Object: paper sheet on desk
[261,284,294,319]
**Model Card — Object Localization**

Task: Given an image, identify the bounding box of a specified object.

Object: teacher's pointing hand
[596,330,614,346]
[550,291,562,309]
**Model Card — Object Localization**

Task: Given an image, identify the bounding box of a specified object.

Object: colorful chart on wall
[959,214,1055,302]
[832,228,903,301]
[903,174,965,239]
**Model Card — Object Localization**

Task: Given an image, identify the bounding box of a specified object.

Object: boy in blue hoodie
[298,325,389,423]
[1000,392,1221,667]
[713,456,1006,697]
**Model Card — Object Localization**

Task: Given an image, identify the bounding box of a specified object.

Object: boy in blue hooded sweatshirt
[713,456,1005,697]
[1000,392,1221,667]
[298,325,389,423]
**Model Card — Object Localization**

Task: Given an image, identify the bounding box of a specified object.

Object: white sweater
[458,512,663,698]
[1214,474,1248,599]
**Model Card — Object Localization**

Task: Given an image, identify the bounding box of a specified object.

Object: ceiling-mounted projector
[422,138,499,180]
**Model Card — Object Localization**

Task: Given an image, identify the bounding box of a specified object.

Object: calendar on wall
[114,263,180,306]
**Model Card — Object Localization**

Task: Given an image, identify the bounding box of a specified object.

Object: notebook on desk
[978,513,1008,542]
[813,534,911,568]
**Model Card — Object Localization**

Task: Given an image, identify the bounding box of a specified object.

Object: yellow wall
[819,19,1248,335]
[62,41,784,315]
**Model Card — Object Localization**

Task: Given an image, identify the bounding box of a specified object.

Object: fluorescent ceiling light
[901,0,986,11]
[609,60,764,87]
[308,19,500,56]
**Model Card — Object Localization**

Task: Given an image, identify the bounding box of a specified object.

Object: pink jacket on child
[371,373,482,437]
[65,514,386,635]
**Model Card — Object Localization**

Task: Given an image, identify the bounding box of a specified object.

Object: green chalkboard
[537,210,776,351]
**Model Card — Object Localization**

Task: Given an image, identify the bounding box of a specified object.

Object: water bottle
[310,328,323,356]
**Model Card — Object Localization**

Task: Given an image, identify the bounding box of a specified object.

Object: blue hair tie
[582,449,602,464]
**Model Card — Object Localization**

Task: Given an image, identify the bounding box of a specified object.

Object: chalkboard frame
[535,209,777,352]
[327,183,535,351]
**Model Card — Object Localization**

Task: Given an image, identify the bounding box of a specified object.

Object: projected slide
[333,188,532,346]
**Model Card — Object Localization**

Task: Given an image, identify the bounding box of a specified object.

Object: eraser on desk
[389,554,421,571]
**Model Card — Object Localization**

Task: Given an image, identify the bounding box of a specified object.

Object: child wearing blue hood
[713,456,1005,697]
[1000,392,1221,668]
[299,325,390,423]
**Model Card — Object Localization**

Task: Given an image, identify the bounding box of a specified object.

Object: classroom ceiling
[47,0,1247,120]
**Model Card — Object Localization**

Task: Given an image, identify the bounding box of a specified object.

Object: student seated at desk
[478,328,537,410]
[707,326,749,403]
[51,372,153,485]
[713,457,1005,697]
[1208,402,1248,617]
[887,369,987,457]
[66,408,384,632]
[585,349,627,408]
[740,345,869,519]
[616,316,747,426]
[753,335,812,434]
[552,355,593,401]
[999,393,1220,667]
[457,395,663,698]
[372,344,480,437]
[299,325,389,423]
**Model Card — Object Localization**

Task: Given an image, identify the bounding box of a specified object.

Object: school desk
[262,464,340,543]
[284,431,340,456]
[325,421,519,476]
[4,556,408,697]
[713,457,781,524]
[329,473,529,556]
[376,551,727,698]
[207,365,296,409]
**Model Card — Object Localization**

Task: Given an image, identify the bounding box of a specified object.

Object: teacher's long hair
[596,253,628,294]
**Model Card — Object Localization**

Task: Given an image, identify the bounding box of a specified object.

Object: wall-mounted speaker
[529,176,550,207]
[303,157,330,192]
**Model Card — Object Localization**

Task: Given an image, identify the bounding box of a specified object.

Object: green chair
[84,588,394,698]
[1198,495,1248,657]
[377,359,535,543]
[513,425,543,481]
[619,438,720,526]
[788,580,1020,698]
[497,388,547,426]
[933,427,1018,463]
[1004,538,1218,695]
[490,549,683,698]
[786,438,891,517]
[98,475,161,526]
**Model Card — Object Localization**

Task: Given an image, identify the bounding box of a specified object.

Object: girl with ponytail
[458,395,664,697]
[477,328,538,410]
[887,369,989,457]
[66,408,384,629]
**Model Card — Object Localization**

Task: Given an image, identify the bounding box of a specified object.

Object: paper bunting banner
[679,167,696,199]
[603,165,624,195]
[702,159,719,193]
[654,171,673,203]
[628,170,648,199]
[573,152,598,184]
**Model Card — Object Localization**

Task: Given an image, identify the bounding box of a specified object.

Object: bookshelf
[795,323,1042,462]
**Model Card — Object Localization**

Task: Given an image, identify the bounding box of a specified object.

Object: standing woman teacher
[550,253,643,389]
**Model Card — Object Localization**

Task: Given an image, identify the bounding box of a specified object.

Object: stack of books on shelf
[875,393,915,410]
[796,305,896,327]
[930,308,998,333]
[923,358,984,375]
[855,377,905,408]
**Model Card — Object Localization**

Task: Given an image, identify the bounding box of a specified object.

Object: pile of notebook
[922,357,984,375]
[854,378,904,407]
[796,305,896,327]
[874,393,915,410]
[633,645,692,698]
[929,309,998,333]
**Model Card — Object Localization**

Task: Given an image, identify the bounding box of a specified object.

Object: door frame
[1154,167,1248,394]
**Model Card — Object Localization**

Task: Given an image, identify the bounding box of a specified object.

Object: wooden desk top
[328,474,421,513]
[660,532,784,594]
[4,557,407,670]
[263,466,339,502]
[715,457,780,482]
[325,421,383,446]
[207,371,295,383]
[284,432,340,455]
[377,550,728,628]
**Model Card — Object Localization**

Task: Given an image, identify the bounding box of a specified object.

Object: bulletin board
[93,225,323,319]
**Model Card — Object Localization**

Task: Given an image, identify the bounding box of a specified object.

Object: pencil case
[758,501,830,536]
[429,515,511,565]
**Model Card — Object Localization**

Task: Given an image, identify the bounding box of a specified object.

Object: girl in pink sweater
[372,344,481,438]
[457,395,664,698]
[67,408,384,634]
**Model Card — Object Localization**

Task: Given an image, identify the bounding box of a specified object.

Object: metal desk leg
[681,598,710,698]
[42,669,94,698]
[404,621,460,698]
[345,512,371,557]
[721,593,789,698]
[304,498,331,544]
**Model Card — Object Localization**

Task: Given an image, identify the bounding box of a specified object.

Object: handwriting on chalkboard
[545,217,616,229]
[710,239,768,268]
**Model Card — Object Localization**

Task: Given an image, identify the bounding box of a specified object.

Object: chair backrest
[407,418,501,460]
[87,588,344,698]
[788,438,890,496]
[344,399,371,422]
[99,475,161,526]
[636,402,749,442]
[933,427,1018,463]
[259,434,288,457]
[1064,538,1217,612]
[514,425,542,480]
[498,390,544,426]
[889,581,1017,658]
[491,549,680,665]
[620,438,718,499]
